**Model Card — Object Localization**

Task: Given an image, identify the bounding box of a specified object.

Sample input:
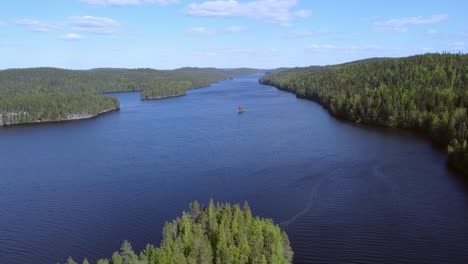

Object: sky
[0,0,467,69]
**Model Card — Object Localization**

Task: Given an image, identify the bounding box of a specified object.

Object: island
[141,80,191,100]
[65,201,293,264]
[260,53,468,176]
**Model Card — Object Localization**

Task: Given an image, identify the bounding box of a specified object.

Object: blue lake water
[1,75,468,263]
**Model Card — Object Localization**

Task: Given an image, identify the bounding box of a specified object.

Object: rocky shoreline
[0,107,119,127]
[141,93,186,100]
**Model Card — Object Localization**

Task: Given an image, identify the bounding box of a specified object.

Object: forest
[222,68,266,77]
[141,80,192,99]
[0,67,261,125]
[64,201,293,264]
[0,93,119,125]
[260,53,468,175]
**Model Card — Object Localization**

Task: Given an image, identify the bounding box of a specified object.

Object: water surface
[1,75,468,263]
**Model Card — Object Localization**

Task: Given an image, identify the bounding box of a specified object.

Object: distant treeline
[0,93,119,125]
[65,201,293,264]
[0,67,262,125]
[141,80,191,99]
[0,67,262,96]
[223,68,266,77]
[260,53,468,175]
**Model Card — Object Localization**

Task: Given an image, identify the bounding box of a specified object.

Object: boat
[238,106,246,113]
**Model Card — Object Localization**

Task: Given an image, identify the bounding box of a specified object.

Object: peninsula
[0,68,263,126]
[260,53,468,175]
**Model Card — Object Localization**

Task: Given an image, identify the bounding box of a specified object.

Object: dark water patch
[1,76,467,263]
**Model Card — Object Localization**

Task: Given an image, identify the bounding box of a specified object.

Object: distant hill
[0,67,255,126]
[223,68,266,77]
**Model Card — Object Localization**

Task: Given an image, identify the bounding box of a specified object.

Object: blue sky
[0,0,467,69]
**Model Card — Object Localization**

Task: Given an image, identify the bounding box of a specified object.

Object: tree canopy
[0,93,119,125]
[65,201,293,264]
[260,53,468,175]
[0,67,259,125]
[141,80,191,99]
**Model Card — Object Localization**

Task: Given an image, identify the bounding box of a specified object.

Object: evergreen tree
[260,53,468,175]
[65,201,292,264]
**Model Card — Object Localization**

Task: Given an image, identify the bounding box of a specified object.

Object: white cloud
[193,47,278,57]
[449,42,465,51]
[190,27,216,35]
[308,44,337,49]
[81,0,179,7]
[373,14,448,32]
[225,26,244,32]
[424,28,444,39]
[293,9,311,19]
[13,16,123,36]
[288,29,333,38]
[61,33,87,41]
[189,26,246,35]
[185,0,311,26]
[307,44,391,53]
[186,0,241,16]
[14,18,59,32]
[68,16,121,34]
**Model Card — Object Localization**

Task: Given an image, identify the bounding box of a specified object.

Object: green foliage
[66,201,293,264]
[0,67,230,125]
[0,67,264,125]
[67,257,78,264]
[224,68,265,77]
[260,53,468,175]
[0,93,119,125]
[0,68,228,96]
[141,81,191,99]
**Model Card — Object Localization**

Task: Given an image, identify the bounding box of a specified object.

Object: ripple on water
[0,76,468,264]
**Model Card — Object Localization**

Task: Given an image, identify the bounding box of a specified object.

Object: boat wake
[279,167,342,227]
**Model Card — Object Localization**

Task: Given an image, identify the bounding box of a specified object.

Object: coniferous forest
[3,0,468,263]
[260,53,468,175]
[141,80,191,99]
[65,201,293,264]
[0,68,261,126]
[0,93,119,125]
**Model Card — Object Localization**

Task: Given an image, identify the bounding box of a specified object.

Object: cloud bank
[81,0,179,7]
[186,0,311,26]
[373,14,448,32]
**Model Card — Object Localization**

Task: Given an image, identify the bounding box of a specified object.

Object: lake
[1,75,468,264]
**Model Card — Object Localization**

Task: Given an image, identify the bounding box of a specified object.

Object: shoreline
[141,93,186,100]
[0,78,221,128]
[0,107,119,127]
[260,80,467,176]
